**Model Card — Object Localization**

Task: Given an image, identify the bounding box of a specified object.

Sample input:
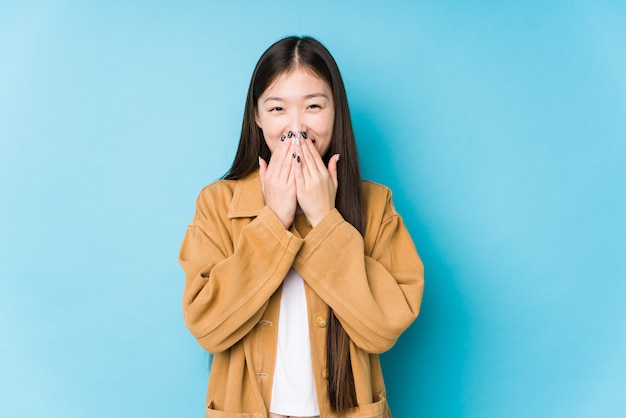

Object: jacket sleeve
[292,187,424,354]
[179,186,303,353]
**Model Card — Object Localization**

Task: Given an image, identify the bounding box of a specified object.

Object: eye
[307,104,321,110]
[269,106,284,112]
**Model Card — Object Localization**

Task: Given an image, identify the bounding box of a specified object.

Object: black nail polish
[280,135,285,141]
[292,153,296,158]
[301,132,308,139]
[297,155,301,163]
[288,131,293,138]
[311,139,316,144]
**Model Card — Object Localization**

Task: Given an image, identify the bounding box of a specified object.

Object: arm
[293,189,424,353]
[179,186,303,353]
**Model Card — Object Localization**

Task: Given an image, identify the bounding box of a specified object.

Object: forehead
[262,67,332,97]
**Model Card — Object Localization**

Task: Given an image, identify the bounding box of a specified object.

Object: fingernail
[288,131,293,138]
[258,156,261,166]
[280,135,286,142]
[301,132,308,139]
[311,139,316,144]
[292,153,296,158]
[297,155,301,163]
[337,154,341,162]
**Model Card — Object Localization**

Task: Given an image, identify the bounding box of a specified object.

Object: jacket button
[317,317,327,328]
[322,369,329,379]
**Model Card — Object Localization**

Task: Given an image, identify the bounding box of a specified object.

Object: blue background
[1,1,625,417]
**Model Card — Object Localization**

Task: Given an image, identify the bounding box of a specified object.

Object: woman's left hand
[294,134,340,228]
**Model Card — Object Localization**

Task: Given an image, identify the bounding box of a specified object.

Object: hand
[294,133,340,228]
[259,138,298,229]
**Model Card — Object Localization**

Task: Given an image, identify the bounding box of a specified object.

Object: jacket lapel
[227,170,265,219]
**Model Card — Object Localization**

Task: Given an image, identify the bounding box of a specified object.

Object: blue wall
[1,1,624,417]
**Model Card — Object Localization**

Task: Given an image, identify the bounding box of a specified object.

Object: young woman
[179,36,424,418]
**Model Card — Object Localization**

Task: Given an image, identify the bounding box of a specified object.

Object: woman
[179,36,424,418]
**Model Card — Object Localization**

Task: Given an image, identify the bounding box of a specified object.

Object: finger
[294,147,304,189]
[295,137,314,181]
[268,134,292,179]
[301,133,326,174]
[259,156,268,186]
[283,142,297,181]
[298,134,319,178]
[269,141,295,188]
[327,154,340,188]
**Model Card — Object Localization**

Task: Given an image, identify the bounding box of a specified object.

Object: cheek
[258,119,283,152]
[315,115,335,155]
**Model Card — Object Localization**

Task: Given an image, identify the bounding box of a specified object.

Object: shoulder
[199,178,239,200]
[362,179,392,200]
[198,170,260,202]
[362,180,397,219]
[360,180,405,252]
[196,178,239,210]
[195,170,264,220]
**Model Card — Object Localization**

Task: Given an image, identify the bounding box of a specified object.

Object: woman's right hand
[259,137,297,229]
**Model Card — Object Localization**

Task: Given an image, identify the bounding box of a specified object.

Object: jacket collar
[227,169,265,219]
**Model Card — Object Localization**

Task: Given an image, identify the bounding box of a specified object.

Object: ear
[254,107,262,128]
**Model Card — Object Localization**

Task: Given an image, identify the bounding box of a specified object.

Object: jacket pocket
[206,400,264,418]
[349,394,387,418]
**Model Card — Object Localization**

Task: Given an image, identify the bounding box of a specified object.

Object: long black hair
[224,36,364,413]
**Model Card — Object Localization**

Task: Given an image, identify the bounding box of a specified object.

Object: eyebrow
[263,93,329,103]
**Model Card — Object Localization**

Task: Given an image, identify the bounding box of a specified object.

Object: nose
[288,112,307,136]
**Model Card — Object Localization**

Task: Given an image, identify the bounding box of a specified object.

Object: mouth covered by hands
[259,131,340,229]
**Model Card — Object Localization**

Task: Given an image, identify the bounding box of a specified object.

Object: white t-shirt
[270,267,320,416]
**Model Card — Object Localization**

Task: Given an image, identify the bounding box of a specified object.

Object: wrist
[307,208,332,228]
[274,209,294,229]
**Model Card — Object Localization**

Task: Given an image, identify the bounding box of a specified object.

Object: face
[255,68,335,156]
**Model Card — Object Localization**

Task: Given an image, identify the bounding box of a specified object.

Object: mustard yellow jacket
[179,170,424,418]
